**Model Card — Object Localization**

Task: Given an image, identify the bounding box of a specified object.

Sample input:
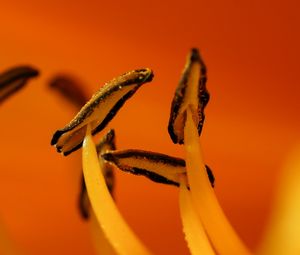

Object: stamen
[48,74,118,254]
[102,149,214,187]
[82,124,151,255]
[51,68,153,156]
[169,48,252,254]
[184,109,251,254]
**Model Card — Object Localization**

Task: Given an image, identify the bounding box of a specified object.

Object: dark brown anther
[101,149,215,187]
[168,48,209,144]
[79,129,116,219]
[49,75,88,108]
[205,165,215,188]
[0,66,39,103]
[51,68,154,156]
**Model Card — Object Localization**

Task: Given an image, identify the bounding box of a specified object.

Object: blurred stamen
[0,66,39,103]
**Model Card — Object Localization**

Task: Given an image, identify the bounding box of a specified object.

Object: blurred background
[0,0,299,254]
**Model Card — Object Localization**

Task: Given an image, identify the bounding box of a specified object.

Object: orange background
[0,0,299,254]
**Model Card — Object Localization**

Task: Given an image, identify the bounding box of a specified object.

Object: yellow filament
[82,124,151,255]
[179,177,215,255]
[258,146,300,255]
[184,108,252,255]
[90,210,117,255]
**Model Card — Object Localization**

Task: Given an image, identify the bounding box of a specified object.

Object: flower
[0,1,299,254]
